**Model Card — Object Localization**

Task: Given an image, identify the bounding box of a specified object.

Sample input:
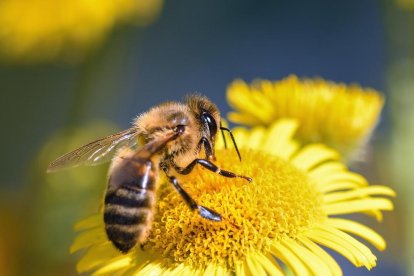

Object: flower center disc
[145,149,325,270]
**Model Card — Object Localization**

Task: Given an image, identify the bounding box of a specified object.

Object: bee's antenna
[220,126,242,162]
[220,121,228,149]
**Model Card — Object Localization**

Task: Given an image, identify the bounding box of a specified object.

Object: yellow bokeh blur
[0,0,163,63]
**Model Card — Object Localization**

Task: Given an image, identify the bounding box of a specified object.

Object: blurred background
[0,0,412,275]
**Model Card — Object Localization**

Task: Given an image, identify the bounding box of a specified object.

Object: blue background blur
[0,0,411,275]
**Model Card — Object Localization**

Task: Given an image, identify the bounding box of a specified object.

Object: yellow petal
[227,85,269,124]
[246,252,268,275]
[166,263,186,276]
[269,241,310,276]
[203,263,219,276]
[248,89,277,122]
[253,252,284,276]
[230,127,250,149]
[323,186,396,204]
[298,236,342,276]
[281,238,331,276]
[324,198,394,215]
[314,171,368,189]
[226,80,251,111]
[305,229,359,267]
[263,119,299,158]
[92,255,132,276]
[319,181,360,193]
[133,261,164,276]
[310,225,377,269]
[77,243,121,273]
[235,261,247,276]
[74,214,101,231]
[246,127,267,149]
[291,144,339,172]
[228,112,263,126]
[327,218,386,251]
[307,162,346,180]
[70,227,106,253]
[320,225,377,269]
[277,140,300,160]
[363,210,383,222]
[215,265,228,276]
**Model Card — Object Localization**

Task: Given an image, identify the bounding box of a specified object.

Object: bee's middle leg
[166,175,222,222]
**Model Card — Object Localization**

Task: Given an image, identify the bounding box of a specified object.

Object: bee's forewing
[47,128,140,172]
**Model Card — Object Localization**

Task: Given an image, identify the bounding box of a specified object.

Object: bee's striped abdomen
[104,156,158,253]
[104,185,155,253]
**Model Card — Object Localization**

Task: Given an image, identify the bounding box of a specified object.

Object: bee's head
[185,94,220,160]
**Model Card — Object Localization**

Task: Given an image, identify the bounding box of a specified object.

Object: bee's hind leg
[166,175,222,222]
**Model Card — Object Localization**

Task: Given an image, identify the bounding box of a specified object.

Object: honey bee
[47,94,251,253]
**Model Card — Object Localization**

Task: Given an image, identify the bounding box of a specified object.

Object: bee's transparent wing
[47,128,140,172]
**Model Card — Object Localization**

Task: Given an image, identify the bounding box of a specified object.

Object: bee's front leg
[174,159,252,182]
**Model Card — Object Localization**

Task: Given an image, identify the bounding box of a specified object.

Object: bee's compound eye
[201,112,217,137]
[174,125,185,134]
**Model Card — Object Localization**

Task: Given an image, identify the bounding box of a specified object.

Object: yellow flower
[0,0,163,63]
[71,119,394,275]
[227,75,384,160]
